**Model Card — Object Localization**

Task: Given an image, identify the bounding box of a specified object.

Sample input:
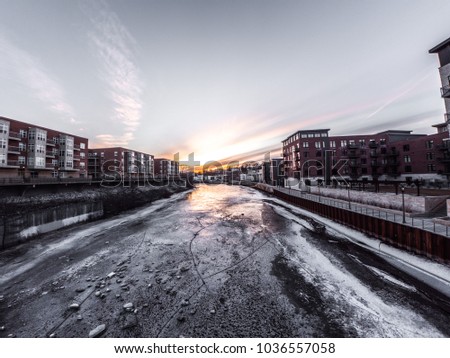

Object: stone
[77,315,83,321]
[177,316,186,323]
[210,309,216,314]
[95,291,101,297]
[122,314,138,329]
[0,326,5,331]
[89,324,106,338]
[107,272,116,279]
[106,288,111,292]
[69,303,80,310]
[123,302,134,311]
[147,284,152,288]
[49,333,56,338]
[181,299,189,307]
[75,288,86,293]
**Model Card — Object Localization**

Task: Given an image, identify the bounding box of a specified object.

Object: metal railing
[276,187,450,237]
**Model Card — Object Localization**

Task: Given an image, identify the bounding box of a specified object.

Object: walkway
[275,187,450,237]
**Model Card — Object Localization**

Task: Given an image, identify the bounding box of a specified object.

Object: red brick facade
[0,116,88,179]
[88,147,154,179]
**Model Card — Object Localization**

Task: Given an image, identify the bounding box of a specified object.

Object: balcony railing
[46,151,57,157]
[441,85,450,98]
[7,160,19,167]
[46,140,56,146]
[8,131,21,140]
[7,146,20,153]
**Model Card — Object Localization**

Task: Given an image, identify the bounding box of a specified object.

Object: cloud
[0,34,75,121]
[82,0,143,146]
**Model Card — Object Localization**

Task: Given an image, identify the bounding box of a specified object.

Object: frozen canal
[0,184,449,338]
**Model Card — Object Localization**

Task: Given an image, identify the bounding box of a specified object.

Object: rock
[89,324,106,338]
[52,281,59,286]
[105,241,109,244]
[69,303,80,310]
[176,276,181,279]
[7,334,15,338]
[180,266,189,272]
[181,299,189,307]
[147,284,152,288]
[123,302,134,312]
[122,314,138,329]
[0,326,5,331]
[210,309,216,314]
[49,333,56,338]
[95,291,101,297]
[75,287,86,293]
[177,316,186,323]
[77,315,83,321]
[106,272,116,279]
[106,288,111,292]
[100,293,106,299]
[0,295,4,301]
[116,294,121,298]
[143,303,149,308]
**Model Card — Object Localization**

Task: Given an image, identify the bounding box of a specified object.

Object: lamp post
[347,184,351,209]
[401,185,406,224]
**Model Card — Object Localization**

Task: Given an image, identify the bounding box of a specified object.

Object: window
[28,131,35,140]
[19,143,26,152]
[36,157,45,167]
[404,155,411,163]
[0,139,6,148]
[321,133,328,137]
[426,152,434,160]
[80,152,85,158]
[405,165,412,173]
[341,140,347,147]
[359,139,366,146]
[314,133,321,138]
[303,152,308,158]
[28,157,35,166]
[380,139,386,145]
[100,152,104,158]
[114,151,118,157]
[18,156,25,165]
[20,129,27,138]
[330,141,336,148]
[361,158,367,165]
[80,143,85,150]
[403,144,410,152]
[303,142,309,148]
[80,162,85,168]
[36,145,45,154]
[301,134,307,138]
[316,151,322,157]
[0,154,6,164]
[427,164,436,172]
[362,168,368,174]
[315,141,321,149]
[0,123,8,134]
[28,144,34,152]
[426,140,434,149]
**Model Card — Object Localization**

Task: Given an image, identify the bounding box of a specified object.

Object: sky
[1,0,450,165]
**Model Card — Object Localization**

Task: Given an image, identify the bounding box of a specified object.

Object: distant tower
[429,37,450,134]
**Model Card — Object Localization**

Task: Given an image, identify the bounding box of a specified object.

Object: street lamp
[401,185,406,224]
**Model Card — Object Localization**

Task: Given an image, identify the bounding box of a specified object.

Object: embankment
[0,184,190,249]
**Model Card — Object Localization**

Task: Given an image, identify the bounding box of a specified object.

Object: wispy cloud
[0,34,75,121]
[82,0,143,146]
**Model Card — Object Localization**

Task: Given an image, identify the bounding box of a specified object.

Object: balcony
[368,141,378,148]
[386,150,399,157]
[370,151,378,157]
[347,143,358,149]
[347,151,359,158]
[7,160,20,167]
[7,146,20,154]
[370,161,380,167]
[73,144,80,151]
[73,156,80,161]
[46,140,56,146]
[46,151,56,158]
[8,131,21,141]
[441,85,450,98]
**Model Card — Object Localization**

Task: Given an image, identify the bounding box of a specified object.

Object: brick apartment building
[282,127,450,184]
[153,158,179,178]
[88,147,154,179]
[0,116,88,179]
